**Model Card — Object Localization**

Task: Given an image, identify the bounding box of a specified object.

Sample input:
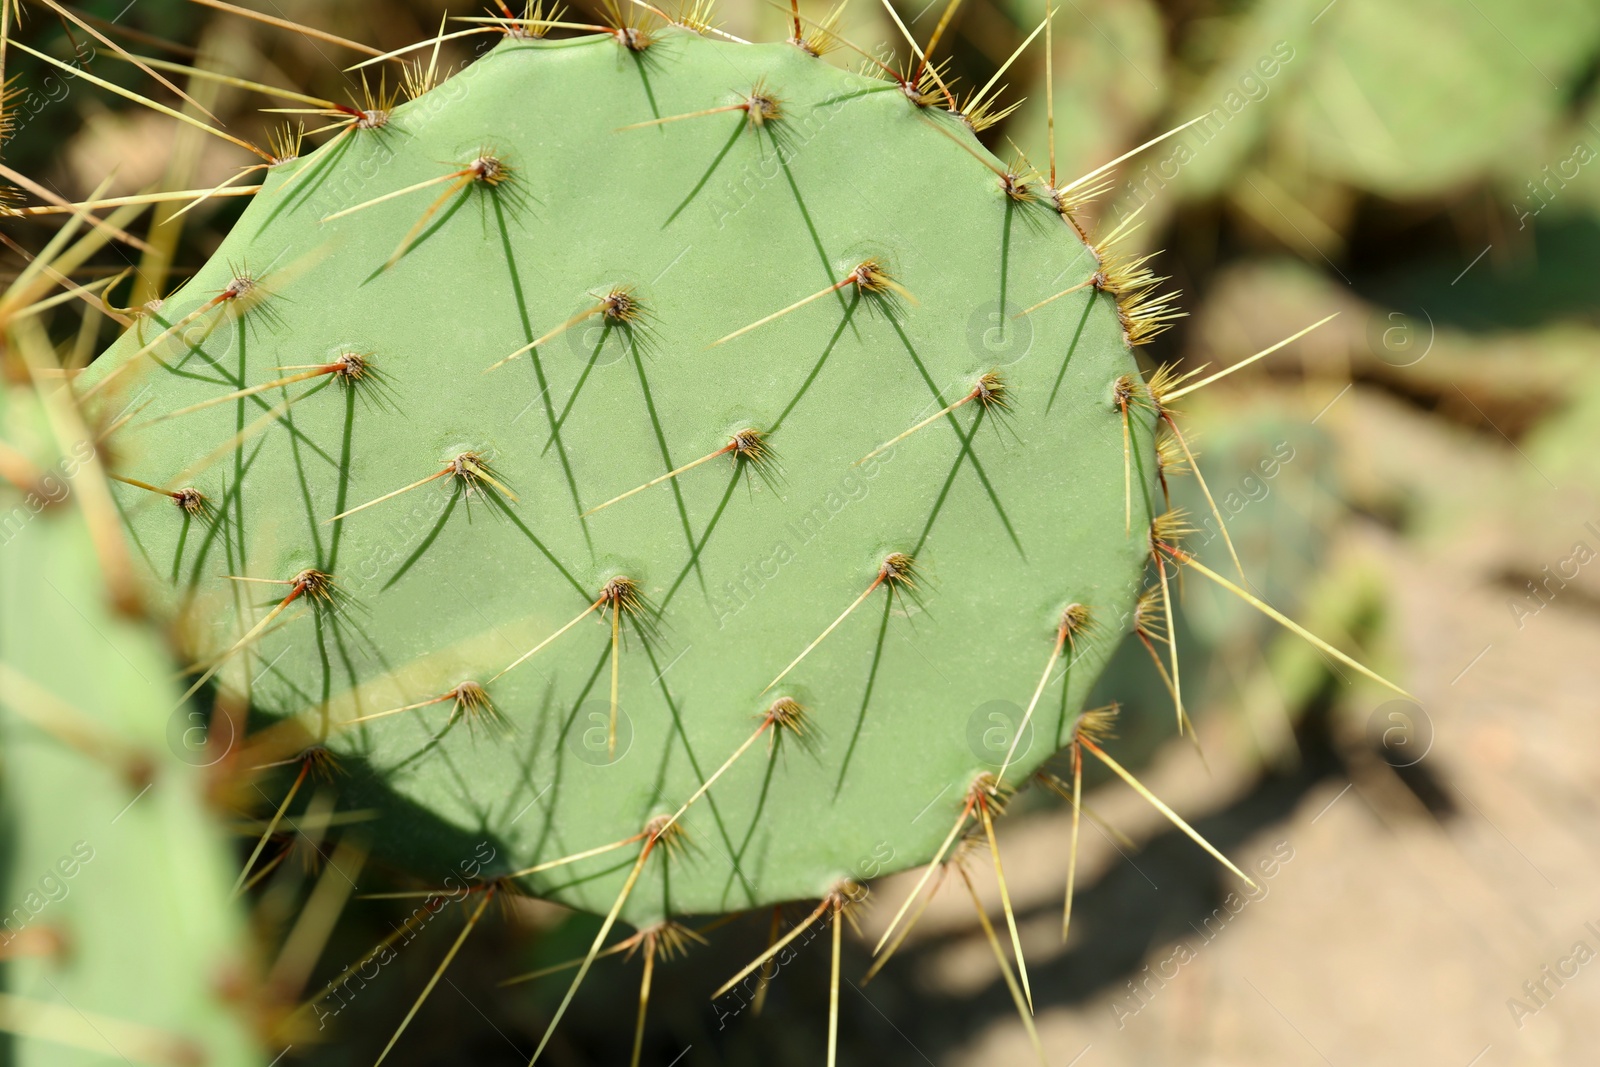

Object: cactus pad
[88,28,1160,925]
[0,380,263,1066]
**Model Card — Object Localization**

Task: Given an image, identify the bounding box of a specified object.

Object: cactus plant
[0,364,265,1065]
[3,3,1418,1062]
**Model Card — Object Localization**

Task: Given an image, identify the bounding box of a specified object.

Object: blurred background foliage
[6,0,1600,1063]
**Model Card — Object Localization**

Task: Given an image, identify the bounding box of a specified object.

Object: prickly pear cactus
[0,378,265,1066]
[87,28,1161,924]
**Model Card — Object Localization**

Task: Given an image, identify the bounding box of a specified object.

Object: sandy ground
[886,523,1600,1067]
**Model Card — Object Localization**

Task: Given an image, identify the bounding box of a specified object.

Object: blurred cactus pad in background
[4,0,1600,1065]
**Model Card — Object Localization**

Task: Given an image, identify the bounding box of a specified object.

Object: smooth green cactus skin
[87,28,1160,924]
[0,383,263,1067]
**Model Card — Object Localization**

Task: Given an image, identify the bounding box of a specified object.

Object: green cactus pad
[87,28,1160,924]
[0,382,263,1066]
